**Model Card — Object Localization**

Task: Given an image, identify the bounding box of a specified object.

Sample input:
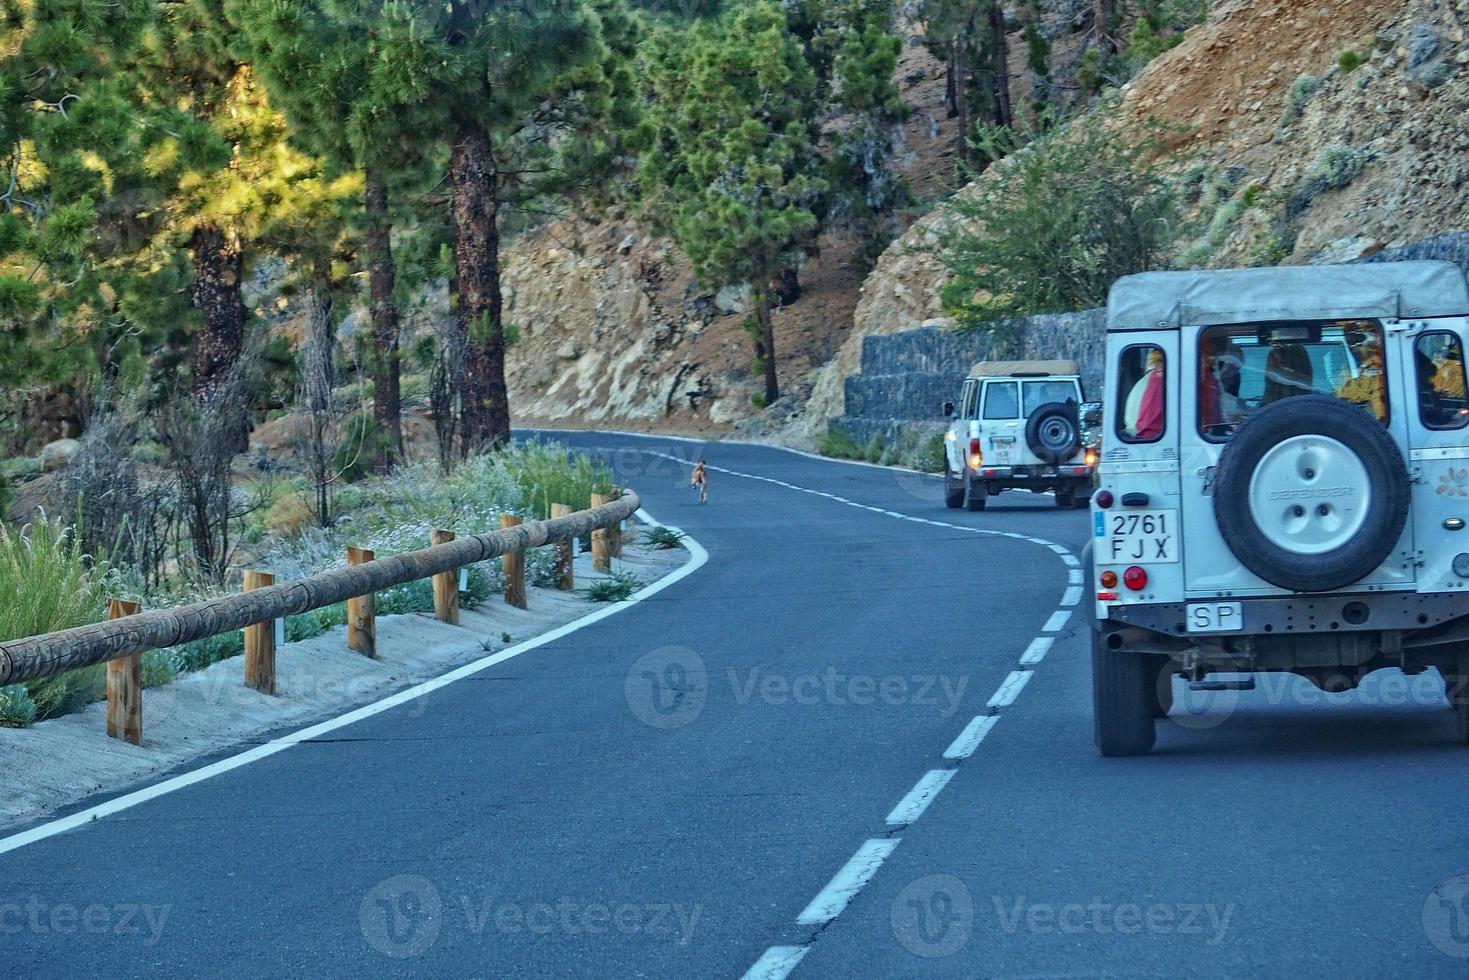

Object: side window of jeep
[982,382,1019,420]
[961,381,979,419]
[1116,345,1165,443]
[1415,332,1469,430]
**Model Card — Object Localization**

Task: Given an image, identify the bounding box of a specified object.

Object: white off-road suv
[1088,260,1469,755]
[942,360,1097,510]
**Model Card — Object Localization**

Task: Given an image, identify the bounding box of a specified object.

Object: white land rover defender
[1089,260,1469,756]
[942,360,1098,511]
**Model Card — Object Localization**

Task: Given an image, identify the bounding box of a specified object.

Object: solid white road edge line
[741,945,810,980]
[795,838,902,926]
[885,769,957,828]
[0,508,709,859]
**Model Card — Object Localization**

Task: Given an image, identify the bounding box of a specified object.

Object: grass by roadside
[818,426,946,472]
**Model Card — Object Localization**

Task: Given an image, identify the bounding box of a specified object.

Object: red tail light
[1094,490,1114,508]
[968,439,982,470]
[1123,566,1148,591]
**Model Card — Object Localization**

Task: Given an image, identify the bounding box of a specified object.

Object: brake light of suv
[969,439,982,470]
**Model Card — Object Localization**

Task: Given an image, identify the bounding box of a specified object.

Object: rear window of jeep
[1197,320,1387,441]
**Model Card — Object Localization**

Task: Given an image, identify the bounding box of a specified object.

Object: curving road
[2,432,1468,977]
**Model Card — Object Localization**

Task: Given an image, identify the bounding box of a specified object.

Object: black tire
[964,477,987,511]
[1055,490,1074,509]
[1092,628,1156,756]
[1025,402,1081,465]
[944,468,964,509]
[1449,654,1469,745]
[1151,656,1175,718]
[1213,395,1409,593]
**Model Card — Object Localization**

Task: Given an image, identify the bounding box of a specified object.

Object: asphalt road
[3,432,1468,978]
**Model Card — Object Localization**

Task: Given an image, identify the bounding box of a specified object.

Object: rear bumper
[972,465,1093,487]
[1103,591,1469,637]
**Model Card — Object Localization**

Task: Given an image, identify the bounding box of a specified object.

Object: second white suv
[943,360,1097,510]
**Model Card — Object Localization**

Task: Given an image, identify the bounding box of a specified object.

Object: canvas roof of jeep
[1106,260,1469,330]
[967,359,1081,378]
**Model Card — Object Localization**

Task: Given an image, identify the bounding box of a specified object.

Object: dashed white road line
[944,715,1000,759]
[987,669,1034,708]
[1020,637,1054,666]
[1043,610,1073,633]
[1060,585,1083,607]
[885,769,957,828]
[741,946,810,980]
[795,838,903,926]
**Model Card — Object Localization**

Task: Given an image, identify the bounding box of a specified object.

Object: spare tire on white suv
[1212,395,1411,593]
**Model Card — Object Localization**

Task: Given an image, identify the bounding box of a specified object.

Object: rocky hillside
[503,0,1469,446]
[818,0,1468,436]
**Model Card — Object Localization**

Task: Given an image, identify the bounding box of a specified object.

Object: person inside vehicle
[1122,347,1165,440]
[1260,341,1314,406]
[1200,334,1246,431]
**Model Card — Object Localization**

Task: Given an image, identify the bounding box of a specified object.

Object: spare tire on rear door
[1212,395,1409,593]
[1025,402,1081,464]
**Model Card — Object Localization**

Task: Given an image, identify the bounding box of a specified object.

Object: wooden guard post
[347,546,376,657]
[550,503,574,590]
[431,529,460,624]
[589,493,612,572]
[610,486,625,557]
[243,570,276,695]
[501,515,527,609]
[105,598,142,744]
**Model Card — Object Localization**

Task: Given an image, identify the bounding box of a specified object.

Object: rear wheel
[963,478,987,511]
[1055,490,1074,509]
[1448,653,1469,745]
[1151,656,1175,718]
[944,468,964,509]
[1092,629,1156,756]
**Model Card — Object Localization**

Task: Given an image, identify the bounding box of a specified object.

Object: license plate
[1187,601,1244,633]
[1096,509,1179,564]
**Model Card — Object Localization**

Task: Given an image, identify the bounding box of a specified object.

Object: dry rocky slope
[505,0,1469,446]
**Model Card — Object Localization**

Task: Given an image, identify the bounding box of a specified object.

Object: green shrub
[1307,146,1367,191]
[918,431,947,473]
[863,433,885,463]
[0,684,36,727]
[1338,49,1365,73]
[646,526,686,549]
[939,110,1177,325]
[818,428,863,459]
[1277,74,1319,130]
[750,392,768,409]
[501,441,616,520]
[582,571,641,602]
[0,517,114,724]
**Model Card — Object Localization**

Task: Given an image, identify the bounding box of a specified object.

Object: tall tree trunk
[755,286,779,406]
[304,263,335,525]
[954,31,971,165]
[189,223,246,395]
[451,121,511,451]
[363,168,402,470]
[1095,0,1117,56]
[945,46,958,118]
[988,1,1013,129]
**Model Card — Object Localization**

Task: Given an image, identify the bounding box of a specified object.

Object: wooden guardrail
[0,492,638,742]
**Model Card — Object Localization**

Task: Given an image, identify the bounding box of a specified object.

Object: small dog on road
[691,460,708,504]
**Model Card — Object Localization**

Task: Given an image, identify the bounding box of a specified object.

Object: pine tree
[226,0,426,468]
[911,1,1012,166]
[640,0,825,405]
